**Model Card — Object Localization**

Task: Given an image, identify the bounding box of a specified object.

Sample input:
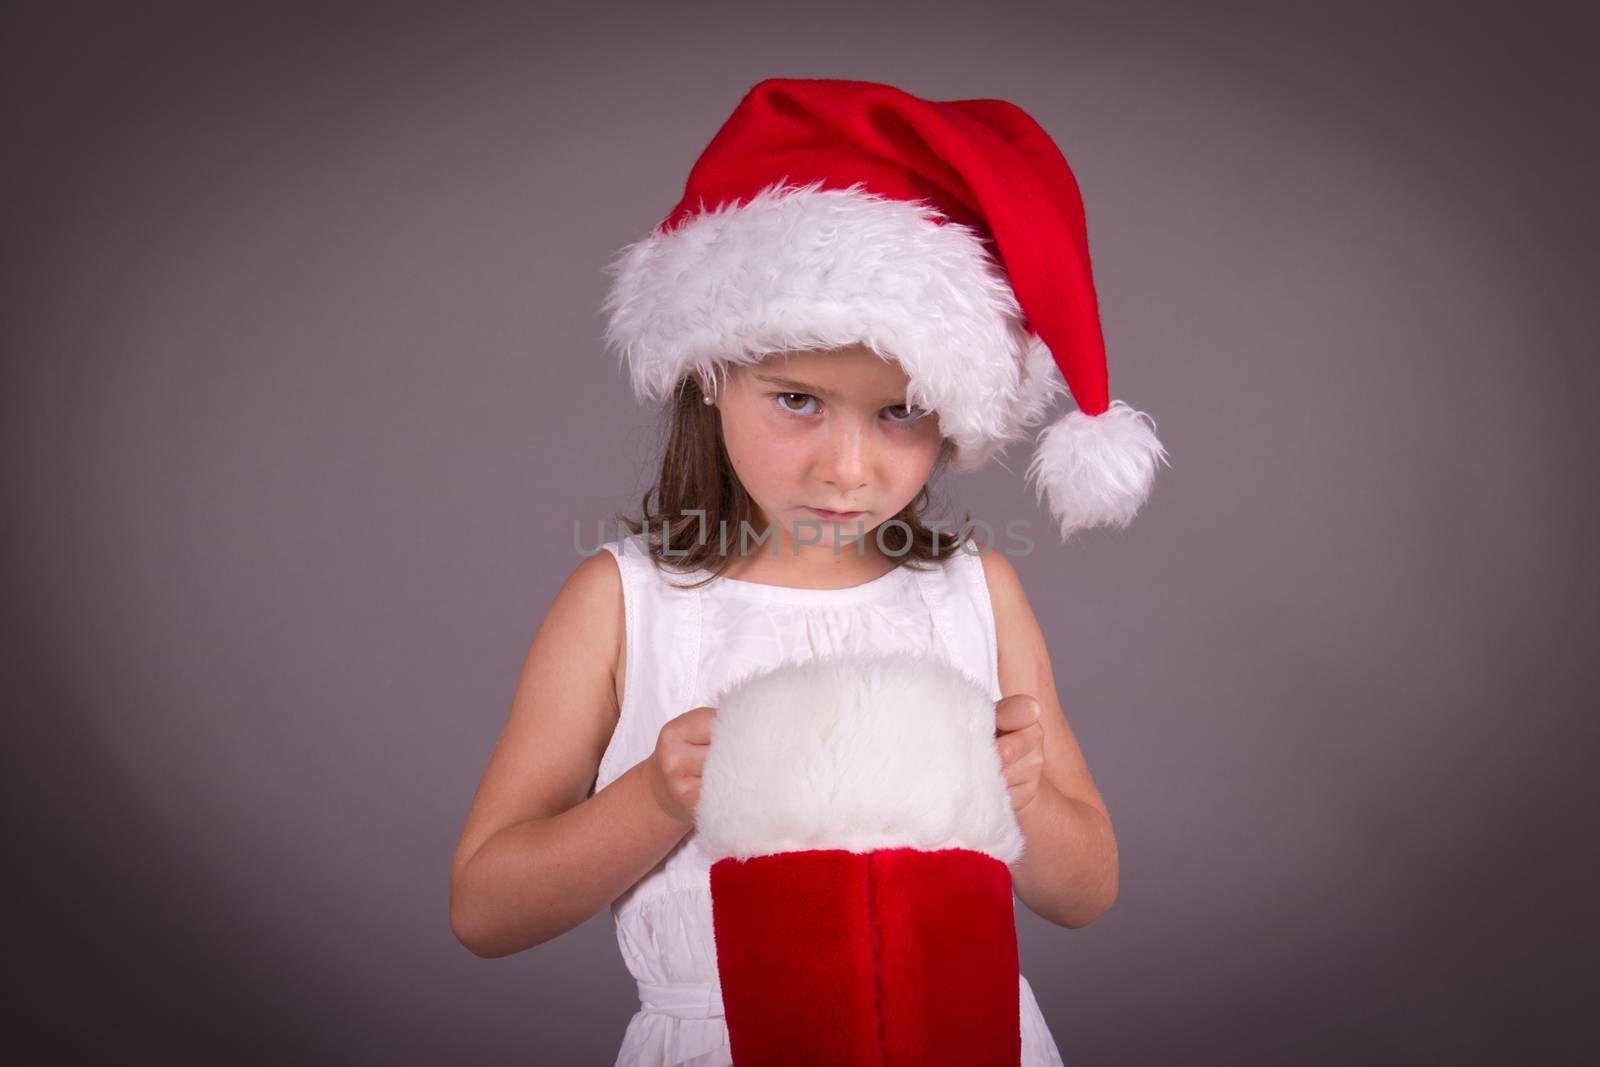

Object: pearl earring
[703,394,715,406]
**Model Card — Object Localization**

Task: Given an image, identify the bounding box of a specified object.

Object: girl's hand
[647,707,718,830]
[995,694,1044,814]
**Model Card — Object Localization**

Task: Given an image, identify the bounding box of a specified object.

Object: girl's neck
[714,538,902,590]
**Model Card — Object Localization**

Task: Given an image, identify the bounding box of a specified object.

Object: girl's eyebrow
[754,373,907,404]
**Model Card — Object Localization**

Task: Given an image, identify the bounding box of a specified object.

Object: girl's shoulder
[969,542,1026,628]
[599,538,698,589]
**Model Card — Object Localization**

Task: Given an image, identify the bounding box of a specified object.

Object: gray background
[6,1,1594,1063]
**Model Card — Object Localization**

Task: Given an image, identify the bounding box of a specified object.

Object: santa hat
[601,76,1170,542]
[697,652,1027,1065]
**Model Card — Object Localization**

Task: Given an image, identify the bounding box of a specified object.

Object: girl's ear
[701,364,737,399]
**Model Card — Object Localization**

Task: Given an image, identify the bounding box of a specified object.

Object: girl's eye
[774,392,819,415]
[883,403,929,424]
[772,393,928,423]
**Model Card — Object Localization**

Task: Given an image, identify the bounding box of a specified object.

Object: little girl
[451,78,1168,1067]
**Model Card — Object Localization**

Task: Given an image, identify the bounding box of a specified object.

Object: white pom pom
[1024,400,1170,542]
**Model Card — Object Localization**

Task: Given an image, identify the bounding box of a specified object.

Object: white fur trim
[601,180,1068,470]
[695,652,1025,866]
[1025,399,1170,541]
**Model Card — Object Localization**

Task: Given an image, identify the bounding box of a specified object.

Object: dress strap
[911,555,962,672]
[909,548,1003,703]
[958,546,1003,702]
[595,540,706,794]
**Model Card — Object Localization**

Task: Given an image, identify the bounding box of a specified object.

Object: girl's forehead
[744,346,910,385]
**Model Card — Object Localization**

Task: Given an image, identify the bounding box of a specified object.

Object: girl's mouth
[806,507,864,521]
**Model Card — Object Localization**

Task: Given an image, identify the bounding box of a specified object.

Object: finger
[1001,694,1039,729]
[1002,756,1027,788]
[682,707,718,744]
[996,731,1021,773]
[995,694,1040,733]
[993,696,1015,734]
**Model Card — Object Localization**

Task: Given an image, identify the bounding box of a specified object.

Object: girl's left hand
[994,694,1044,813]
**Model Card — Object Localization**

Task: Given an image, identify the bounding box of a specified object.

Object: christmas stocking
[697,651,1027,1066]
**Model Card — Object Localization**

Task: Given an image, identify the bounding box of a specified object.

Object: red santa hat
[601,76,1170,541]
[697,652,1027,1064]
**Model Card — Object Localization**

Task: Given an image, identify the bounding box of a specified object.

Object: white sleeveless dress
[593,538,1067,1067]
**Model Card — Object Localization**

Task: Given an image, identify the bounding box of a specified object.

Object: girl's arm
[449,551,691,958]
[980,547,1120,929]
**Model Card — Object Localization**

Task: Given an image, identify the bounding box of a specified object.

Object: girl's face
[712,345,944,560]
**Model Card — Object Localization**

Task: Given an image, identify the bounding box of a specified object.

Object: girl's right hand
[647,707,718,830]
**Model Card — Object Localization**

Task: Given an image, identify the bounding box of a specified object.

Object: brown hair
[611,375,976,591]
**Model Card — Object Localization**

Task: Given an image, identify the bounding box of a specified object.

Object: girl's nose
[820,420,869,491]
